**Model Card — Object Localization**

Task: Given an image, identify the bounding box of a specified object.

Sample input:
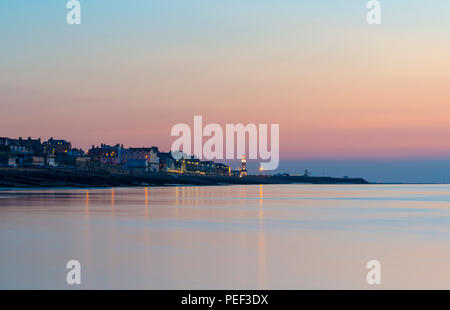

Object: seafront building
[87,144,122,164]
[119,147,159,173]
[43,138,71,156]
[1,136,240,177]
[0,137,79,167]
[158,152,176,172]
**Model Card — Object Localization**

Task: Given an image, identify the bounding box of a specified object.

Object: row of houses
[83,144,233,176]
[1,137,239,176]
[84,144,161,173]
[0,137,83,167]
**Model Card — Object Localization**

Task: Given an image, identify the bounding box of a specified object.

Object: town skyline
[0,135,252,178]
[3,134,450,184]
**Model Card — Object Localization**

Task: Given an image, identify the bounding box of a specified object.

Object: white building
[119,147,159,173]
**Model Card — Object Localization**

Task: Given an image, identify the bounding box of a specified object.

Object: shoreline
[0,167,369,188]
[4,183,450,191]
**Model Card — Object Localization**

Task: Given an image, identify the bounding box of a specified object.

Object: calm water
[1,184,450,289]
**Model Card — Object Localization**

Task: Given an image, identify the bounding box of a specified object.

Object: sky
[1,1,450,182]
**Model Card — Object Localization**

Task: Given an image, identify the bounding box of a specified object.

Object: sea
[0,184,449,289]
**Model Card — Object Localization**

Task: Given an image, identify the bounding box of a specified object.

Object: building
[0,137,43,164]
[18,137,43,155]
[9,145,29,155]
[181,157,202,174]
[200,161,215,174]
[0,137,9,146]
[0,137,43,156]
[214,163,231,176]
[0,136,85,167]
[1,138,29,155]
[167,155,232,176]
[158,152,176,172]
[43,138,71,156]
[88,144,121,165]
[119,147,158,162]
[70,148,85,157]
[119,147,159,172]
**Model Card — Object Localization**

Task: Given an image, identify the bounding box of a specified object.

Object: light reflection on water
[0,184,450,289]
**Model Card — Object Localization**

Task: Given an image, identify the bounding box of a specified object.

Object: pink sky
[2,1,450,160]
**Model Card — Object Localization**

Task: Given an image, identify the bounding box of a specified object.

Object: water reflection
[0,185,450,289]
[258,184,266,288]
[111,189,115,216]
[144,187,149,218]
[85,190,90,215]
